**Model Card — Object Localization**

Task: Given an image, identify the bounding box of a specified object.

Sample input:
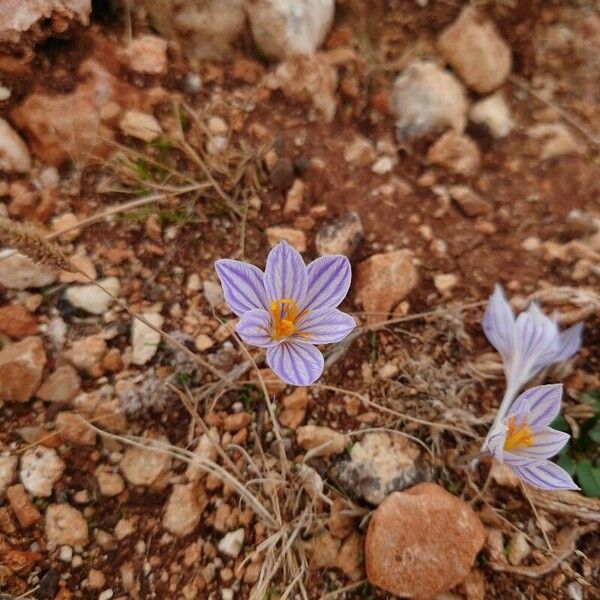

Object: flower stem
[480,380,521,453]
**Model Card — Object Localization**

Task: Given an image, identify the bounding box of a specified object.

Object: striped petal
[295,308,356,344]
[300,255,352,312]
[264,241,308,305]
[215,259,267,316]
[266,340,324,386]
[514,303,559,375]
[512,460,579,491]
[509,384,563,429]
[236,309,275,348]
[553,322,583,363]
[482,285,516,361]
[511,427,570,462]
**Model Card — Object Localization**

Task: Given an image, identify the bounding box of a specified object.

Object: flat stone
[0,117,31,172]
[265,226,307,252]
[0,336,46,402]
[65,335,107,377]
[0,304,38,338]
[162,482,208,537]
[426,131,481,177]
[131,311,163,365]
[20,446,65,497]
[36,365,81,403]
[95,465,125,497]
[0,251,56,290]
[391,60,467,140]
[448,185,491,217]
[45,504,89,547]
[284,179,305,215]
[6,483,41,528]
[470,92,513,139]
[120,434,172,489]
[355,250,418,325]
[119,110,162,142]
[0,455,18,498]
[365,482,485,598]
[331,432,427,505]
[315,212,363,257]
[437,6,512,94]
[56,412,96,446]
[120,35,167,74]
[434,273,459,295]
[64,277,120,315]
[296,425,347,457]
[218,528,245,558]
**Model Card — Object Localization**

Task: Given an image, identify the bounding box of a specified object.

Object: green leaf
[557,451,576,476]
[550,413,570,433]
[588,421,600,444]
[575,459,600,497]
[580,389,600,414]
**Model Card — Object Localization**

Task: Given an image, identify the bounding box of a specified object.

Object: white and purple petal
[215,259,268,317]
[509,384,563,429]
[266,340,324,386]
[236,309,276,348]
[295,308,356,344]
[514,303,559,376]
[300,255,352,312]
[509,427,570,462]
[553,322,583,363]
[482,285,516,361]
[264,241,308,304]
[511,460,579,491]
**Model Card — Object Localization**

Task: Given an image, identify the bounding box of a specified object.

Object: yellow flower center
[503,416,534,451]
[270,298,308,341]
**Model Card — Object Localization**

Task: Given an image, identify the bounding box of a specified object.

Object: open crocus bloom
[483,285,583,396]
[215,241,355,386]
[487,384,578,490]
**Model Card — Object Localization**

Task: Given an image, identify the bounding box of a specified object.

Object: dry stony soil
[0,1,600,600]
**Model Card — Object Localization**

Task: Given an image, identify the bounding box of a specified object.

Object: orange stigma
[270,298,308,341]
[503,416,534,451]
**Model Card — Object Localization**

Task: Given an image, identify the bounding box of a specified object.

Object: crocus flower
[215,241,355,386]
[483,285,583,397]
[487,384,578,490]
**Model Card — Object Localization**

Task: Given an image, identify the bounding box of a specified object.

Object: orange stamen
[503,416,534,451]
[270,298,309,341]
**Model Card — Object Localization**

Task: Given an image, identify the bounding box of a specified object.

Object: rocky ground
[0,1,599,599]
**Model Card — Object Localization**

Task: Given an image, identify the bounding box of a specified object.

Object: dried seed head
[0,217,74,272]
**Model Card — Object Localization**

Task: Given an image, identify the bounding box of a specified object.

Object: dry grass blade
[0,217,74,272]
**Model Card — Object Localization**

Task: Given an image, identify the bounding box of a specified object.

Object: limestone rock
[331,432,428,505]
[95,466,125,497]
[56,412,96,446]
[120,435,172,489]
[185,432,219,482]
[365,483,485,598]
[246,0,334,59]
[162,482,208,537]
[343,136,376,166]
[120,35,168,74]
[0,117,31,173]
[391,60,468,140]
[65,335,107,377]
[355,250,418,325]
[203,281,224,308]
[296,425,347,457]
[470,93,513,139]
[131,311,163,365]
[6,483,41,528]
[119,110,162,142]
[279,387,308,430]
[0,336,46,402]
[336,532,364,580]
[448,185,491,217]
[0,455,18,498]
[45,503,89,547]
[527,123,583,160]
[265,226,307,252]
[507,531,530,566]
[283,179,305,215]
[434,273,459,296]
[305,531,340,569]
[218,528,245,558]
[426,130,481,177]
[36,365,81,403]
[315,212,363,257]
[0,304,38,338]
[64,277,120,315]
[437,6,512,94]
[0,251,56,290]
[20,447,65,497]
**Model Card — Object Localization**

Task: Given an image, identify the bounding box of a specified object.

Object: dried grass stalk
[0,217,74,272]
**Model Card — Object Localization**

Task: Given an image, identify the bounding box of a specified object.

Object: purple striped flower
[483,285,582,395]
[215,241,355,386]
[487,384,578,490]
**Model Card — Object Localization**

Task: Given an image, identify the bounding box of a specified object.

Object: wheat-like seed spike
[0,217,74,272]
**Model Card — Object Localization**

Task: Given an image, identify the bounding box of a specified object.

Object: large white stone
[131,312,163,365]
[20,446,65,497]
[64,277,120,315]
[0,251,56,290]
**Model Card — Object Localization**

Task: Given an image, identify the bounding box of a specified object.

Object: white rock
[343,135,376,166]
[59,545,73,562]
[391,60,468,141]
[206,135,228,154]
[0,86,11,101]
[507,531,531,565]
[121,35,167,74]
[20,446,65,497]
[45,503,89,547]
[218,528,245,558]
[0,455,18,498]
[0,117,31,172]
[527,123,582,160]
[131,312,163,365]
[162,482,208,537]
[433,273,459,295]
[119,435,172,488]
[371,156,394,175]
[119,110,162,142]
[203,281,224,308]
[0,250,56,290]
[64,277,120,315]
[246,0,335,59]
[98,591,113,600]
[470,93,513,138]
